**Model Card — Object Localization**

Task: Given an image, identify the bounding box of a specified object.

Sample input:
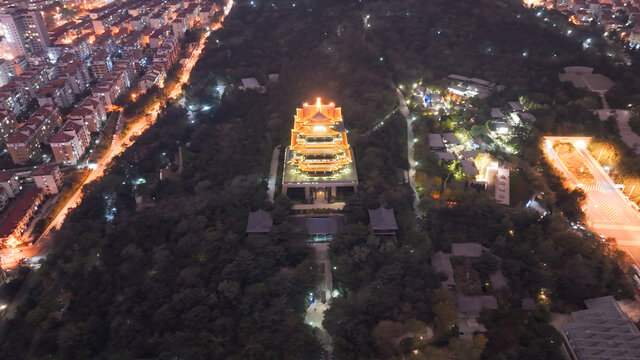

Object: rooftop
[432,251,456,288]
[457,295,498,317]
[428,133,445,148]
[283,148,358,184]
[0,171,14,182]
[245,210,272,233]
[33,164,58,176]
[0,188,42,239]
[559,68,614,93]
[452,242,488,257]
[49,132,75,143]
[435,152,456,161]
[563,296,640,360]
[442,132,461,145]
[305,217,339,235]
[460,160,479,176]
[368,206,398,231]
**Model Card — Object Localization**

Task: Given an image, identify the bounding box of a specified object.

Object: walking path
[393,85,420,215]
[267,145,281,202]
[614,110,640,154]
[292,203,345,211]
[596,93,640,154]
[361,108,398,137]
[304,242,334,357]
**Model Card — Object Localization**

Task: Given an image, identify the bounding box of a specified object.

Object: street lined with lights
[543,136,640,265]
[0,1,235,270]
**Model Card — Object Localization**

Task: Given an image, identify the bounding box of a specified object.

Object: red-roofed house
[49,131,85,165]
[6,129,38,164]
[61,119,90,148]
[69,97,107,132]
[93,71,127,107]
[0,188,44,246]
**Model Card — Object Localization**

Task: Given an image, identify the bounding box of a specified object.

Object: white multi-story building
[49,129,85,165]
[69,97,106,132]
[0,8,50,58]
[32,163,62,195]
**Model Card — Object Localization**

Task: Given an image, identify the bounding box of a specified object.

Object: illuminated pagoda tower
[282,98,358,203]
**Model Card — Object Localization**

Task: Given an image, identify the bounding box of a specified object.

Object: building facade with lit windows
[13,66,50,98]
[0,109,16,143]
[37,78,75,109]
[5,104,61,164]
[282,98,358,202]
[0,82,27,116]
[49,119,88,165]
[33,163,62,194]
[93,70,127,107]
[0,8,50,58]
[69,97,106,132]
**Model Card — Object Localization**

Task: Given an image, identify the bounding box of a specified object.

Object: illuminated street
[543,136,640,265]
[0,1,234,271]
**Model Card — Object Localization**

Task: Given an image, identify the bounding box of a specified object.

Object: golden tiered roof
[289,98,353,175]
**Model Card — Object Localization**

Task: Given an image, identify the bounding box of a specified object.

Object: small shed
[267,73,280,82]
[368,207,399,236]
[491,108,505,119]
[489,270,509,290]
[239,77,266,93]
[241,77,261,89]
[435,152,456,161]
[246,210,273,233]
[442,132,461,146]
[459,160,479,177]
[428,133,445,150]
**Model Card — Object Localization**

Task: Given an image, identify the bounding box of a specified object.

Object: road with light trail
[544,138,640,264]
[0,1,235,270]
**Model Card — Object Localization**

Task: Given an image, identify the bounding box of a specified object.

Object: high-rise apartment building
[0,8,50,58]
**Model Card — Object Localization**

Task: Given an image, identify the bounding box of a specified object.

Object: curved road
[394,86,420,215]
